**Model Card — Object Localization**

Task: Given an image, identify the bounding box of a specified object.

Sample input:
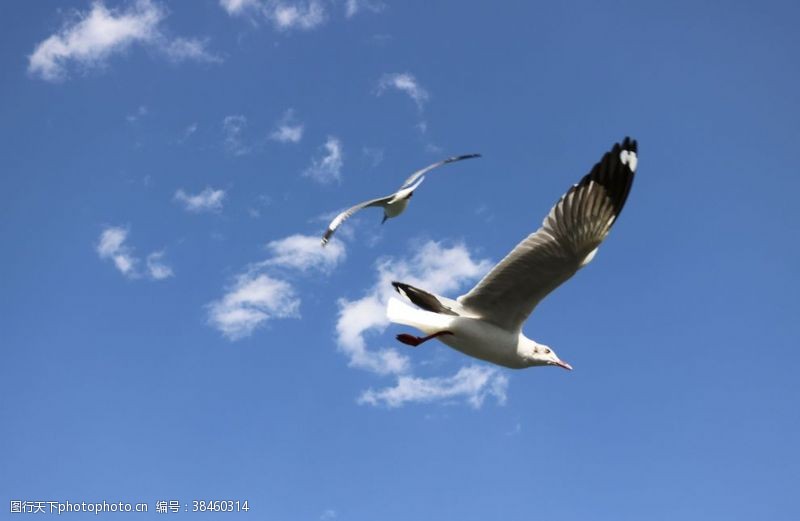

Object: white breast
[384,197,410,218]
[439,317,526,368]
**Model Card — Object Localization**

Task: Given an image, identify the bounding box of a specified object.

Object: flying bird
[386,137,638,370]
[321,154,481,246]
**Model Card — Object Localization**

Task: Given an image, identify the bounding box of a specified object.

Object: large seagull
[321,154,481,246]
[387,137,638,370]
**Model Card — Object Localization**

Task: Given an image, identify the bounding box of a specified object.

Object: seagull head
[521,339,572,371]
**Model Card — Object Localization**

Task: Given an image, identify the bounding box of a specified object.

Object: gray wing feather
[400,153,481,189]
[321,194,393,246]
[457,138,637,331]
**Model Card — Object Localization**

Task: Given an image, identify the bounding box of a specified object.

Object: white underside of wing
[322,194,394,244]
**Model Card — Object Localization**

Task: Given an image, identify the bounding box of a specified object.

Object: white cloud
[28,0,219,81]
[222,0,381,26]
[97,226,138,277]
[269,109,303,144]
[220,0,326,31]
[425,142,444,156]
[126,104,148,123]
[162,37,221,63]
[174,187,226,213]
[271,1,326,30]
[335,241,492,378]
[208,273,300,340]
[377,72,430,110]
[222,115,249,155]
[208,233,346,340]
[271,125,303,144]
[345,0,385,18]
[263,234,345,273]
[304,136,343,184]
[97,227,128,257]
[219,0,261,16]
[359,365,509,408]
[179,122,198,142]
[320,509,337,521]
[336,293,410,375]
[97,225,170,281]
[146,251,174,280]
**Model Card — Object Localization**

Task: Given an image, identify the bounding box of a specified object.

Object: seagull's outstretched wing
[457,138,637,332]
[321,195,394,246]
[400,153,481,189]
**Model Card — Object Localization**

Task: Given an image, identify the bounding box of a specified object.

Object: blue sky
[2,0,799,519]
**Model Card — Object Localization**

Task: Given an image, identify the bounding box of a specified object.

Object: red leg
[396,331,453,347]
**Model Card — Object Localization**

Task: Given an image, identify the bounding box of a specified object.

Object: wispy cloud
[269,109,304,144]
[377,72,430,110]
[179,122,198,143]
[28,0,219,82]
[219,0,260,15]
[304,136,343,184]
[220,0,326,31]
[221,0,381,29]
[359,365,509,408]
[96,225,172,280]
[223,115,249,155]
[271,1,326,30]
[262,234,345,274]
[208,233,346,339]
[126,104,148,123]
[97,226,138,277]
[162,36,221,64]
[146,250,174,279]
[345,0,385,18]
[506,420,522,436]
[377,72,434,143]
[208,273,300,340]
[174,187,226,213]
[320,509,337,521]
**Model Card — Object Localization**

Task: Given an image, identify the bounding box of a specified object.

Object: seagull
[386,137,638,370]
[321,154,481,246]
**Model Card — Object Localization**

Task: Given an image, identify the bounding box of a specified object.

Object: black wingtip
[578,137,638,220]
[621,136,637,153]
[321,229,333,246]
[446,153,482,163]
[391,281,407,296]
[390,281,457,315]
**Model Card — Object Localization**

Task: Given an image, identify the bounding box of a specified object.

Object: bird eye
[544,348,551,354]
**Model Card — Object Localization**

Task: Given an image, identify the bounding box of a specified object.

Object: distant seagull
[386,137,638,370]
[321,154,481,246]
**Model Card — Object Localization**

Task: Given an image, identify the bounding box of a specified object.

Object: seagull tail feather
[386,297,453,334]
